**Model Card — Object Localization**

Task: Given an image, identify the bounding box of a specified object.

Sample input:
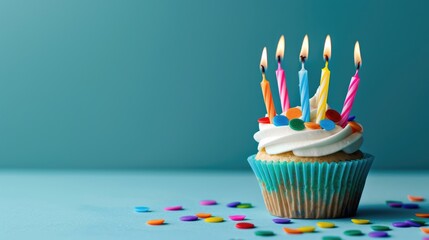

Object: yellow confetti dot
[204,217,224,223]
[297,226,315,232]
[351,218,370,224]
[317,221,335,228]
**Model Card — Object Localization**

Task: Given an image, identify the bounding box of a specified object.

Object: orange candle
[260,47,276,122]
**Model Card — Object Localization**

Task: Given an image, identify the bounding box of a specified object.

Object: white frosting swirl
[254,90,363,157]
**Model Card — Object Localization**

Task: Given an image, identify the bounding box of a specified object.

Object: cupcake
[248,37,373,219]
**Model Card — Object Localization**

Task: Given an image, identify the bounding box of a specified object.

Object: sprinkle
[258,117,270,124]
[297,226,315,232]
[180,215,198,221]
[408,195,424,202]
[273,115,289,126]
[317,221,335,228]
[326,109,342,122]
[204,217,224,223]
[410,219,426,225]
[272,218,291,224]
[283,227,302,234]
[404,220,421,227]
[235,222,255,229]
[146,219,165,225]
[371,225,391,231]
[134,206,150,213]
[421,227,429,234]
[351,219,370,224]
[304,122,321,129]
[392,222,410,228]
[348,116,356,121]
[403,203,419,209]
[200,200,217,206]
[236,203,252,208]
[322,237,341,240]
[388,202,403,208]
[254,230,275,236]
[227,201,241,208]
[164,205,183,211]
[286,108,302,120]
[229,215,246,221]
[348,121,363,133]
[289,118,305,131]
[416,213,429,218]
[343,230,364,236]
[320,119,336,131]
[196,213,211,218]
[368,231,389,238]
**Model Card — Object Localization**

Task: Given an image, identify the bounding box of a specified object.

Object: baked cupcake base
[248,153,373,219]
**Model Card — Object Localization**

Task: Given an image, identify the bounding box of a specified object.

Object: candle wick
[261,65,265,73]
[300,56,306,63]
[356,62,361,70]
[324,55,329,62]
[277,56,281,64]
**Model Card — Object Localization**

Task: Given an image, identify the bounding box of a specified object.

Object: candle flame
[276,35,285,60]
[300,35,309,61]
[260,47,268,71]
[323,35,331,61]
[354,41,361,68]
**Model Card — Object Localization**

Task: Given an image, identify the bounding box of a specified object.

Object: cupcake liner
[248,153,373,219]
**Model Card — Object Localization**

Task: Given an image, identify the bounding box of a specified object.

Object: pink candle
[339,42,362,127]
[275,35,290,112]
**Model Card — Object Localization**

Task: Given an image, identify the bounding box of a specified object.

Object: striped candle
[316,35,331,123]
[260,47,276,123]
[275,35,290,113]
[299,35,310,122]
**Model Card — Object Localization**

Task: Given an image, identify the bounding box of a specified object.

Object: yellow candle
[260,47,276,123]
[316,35,332,123]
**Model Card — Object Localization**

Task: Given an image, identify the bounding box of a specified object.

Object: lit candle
[316,35,332,123]
[260,47,277,123]
[338,41,362,127]
[275,35,290,113]
[299,35,310,122]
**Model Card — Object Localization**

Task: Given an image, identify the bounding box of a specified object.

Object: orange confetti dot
[196,213,212,218]
[286,108,302,120]
[421,227,429,234]
[283,227,303,234]
[416,213,429,218]
[348,121,363,133]
[408,195,425,202]
[147,219,165,225]
[305,122,321,129]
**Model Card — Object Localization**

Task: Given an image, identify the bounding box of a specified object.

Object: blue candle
[299,35,310,122]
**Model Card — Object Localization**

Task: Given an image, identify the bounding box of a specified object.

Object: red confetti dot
[258,117,270,124]
[235,222,255,229]
[325,109,341,122]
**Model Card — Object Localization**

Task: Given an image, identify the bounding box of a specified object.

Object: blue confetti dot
[134,206,150,212]
[320,119,336,131]
[348,116,356,121]
[273,115,289,126]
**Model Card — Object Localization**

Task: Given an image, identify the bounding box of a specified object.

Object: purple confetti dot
[272,218,291,224]
[402,203,419,209]
[180,215,198,221]
[200,200,217,206]
[392,222,410,228]
[423,237,429,240]
[388,202,403,208]
[368,231,389,238]
[348,116,356,121]
[404,220,421,227]
[227,201,241,208]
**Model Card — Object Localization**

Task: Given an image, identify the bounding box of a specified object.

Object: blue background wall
[0,0,427,169]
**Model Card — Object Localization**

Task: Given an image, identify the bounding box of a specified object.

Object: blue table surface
[0,170,428,240]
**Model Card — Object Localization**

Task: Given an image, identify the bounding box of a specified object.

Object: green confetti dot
[255,230,275,236]
[343,230,363,236]
[410,219,426,225]
[371,225,391,231]
[385,200,402,204]
[322,236,342,240]
[236,203,252,208]
[289,118,305,131]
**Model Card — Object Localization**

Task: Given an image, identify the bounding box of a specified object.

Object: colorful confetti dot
[286,108,302,120]
[134,206,150,213]
[227,201,241,208]
[146,219,165,225]
[236,203,252,208]
[403,203,419,209]
[388,202,403,208]
[408,195,424,202]
[196,212,212,218]
[180,215,198,221]
[344,229,364,236]
[273,115,289,126]
[235,222,255,229]
[255,230,275,236]
[289,118,305,131]
[229,215,246,221]
[322,237,341,240]
[421,227,429,234]
[297,226,315,232]
[348,121,363,133]
[410,219,426,225]
[320,119,336,131]
[404,220,421,227]
[272,218,291,224]
[392,222,410,228]
[368,231,389,238]
[325,109,342,122]
[371,225,391,231]
[283,227,302,234]
[204,217,224,223]
[304,122,321,129]
[258,117,270,124]
[351,219,370,224]
[416,213,429,218]
[317,221,335,228]
[164,205,183,211]
[200,200,217,206]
